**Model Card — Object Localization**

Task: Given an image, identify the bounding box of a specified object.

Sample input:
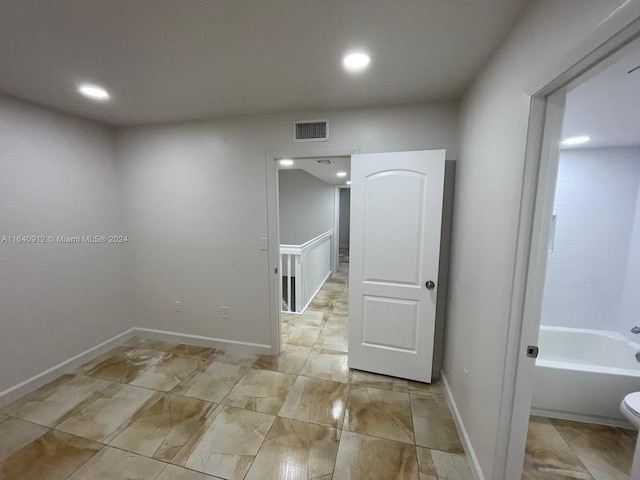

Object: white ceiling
[0,0,526,126]
[280,157,351,185]
[562,38,640,149]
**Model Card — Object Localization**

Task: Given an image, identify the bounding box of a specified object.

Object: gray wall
[278,169,334,245]
[0,95,132,392]
[339,188,351,249]
[443,0,634,477]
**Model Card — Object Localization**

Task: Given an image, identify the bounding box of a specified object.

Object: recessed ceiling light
[78,83,110,101]
[279,159,294,166]
[561,136,591,146]
[346,181,351,185]
[337,171,347,177]
[342,52,371,72]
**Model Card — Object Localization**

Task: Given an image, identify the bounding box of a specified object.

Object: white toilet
[621,392,640,480]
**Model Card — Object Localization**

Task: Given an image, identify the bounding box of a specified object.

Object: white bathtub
[531,326,640,427]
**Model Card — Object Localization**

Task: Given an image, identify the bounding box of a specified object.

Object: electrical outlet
[175,301,182,313]
[220,306,230,319]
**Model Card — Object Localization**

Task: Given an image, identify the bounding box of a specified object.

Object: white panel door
[348,150,445,382]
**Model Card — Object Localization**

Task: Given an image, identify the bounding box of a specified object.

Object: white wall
[620,170,640,341]
[542,147,640,331]
[442,1,633,478]
[117,103,459,347]
[339,188,351,249]
[0,95,132,393]
[278,169,334,245]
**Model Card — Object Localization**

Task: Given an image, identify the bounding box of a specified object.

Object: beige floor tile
[343,387,414,444]
[174,405,275,480]
[553,419,634,480]
[56,383,162,442]
[156,464,223,480]
[0,417,48,462]
[0,430,102,480]
[314,326,348,352]
[3,374,112,427]
[279,376,349,428]
[169,344,218,360]
[300,348,350,383]
[75,347,131,373]
[431,450,473,480]
[66,446,166,480]
[245,417,339,480]
[411,394,464,453]
[212,349,262,367]
[183,361,248,403]
[290,310,325,327]
[350,369,409,392]
[324,313,348,329]
[129,354,203,392]
[253,344,311,375]
[522,469,593,479]
[222,368,296,414]
[332,301,349,315]
[524,417,591,478]
[333,430,419,480]
[170,357,216,396]
[110,393,215,461]
[86,348,166,384]
[134,339,182,352]
[285,324,322,347]
[416,447,438,480]
[408,378,445,394]
[0,375,71,415]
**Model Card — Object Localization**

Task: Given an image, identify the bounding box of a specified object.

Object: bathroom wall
[620,177,640,341]
[542,147,640,331]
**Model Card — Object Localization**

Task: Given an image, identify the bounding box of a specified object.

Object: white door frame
[265,148,359,356]
[497,18,640,479]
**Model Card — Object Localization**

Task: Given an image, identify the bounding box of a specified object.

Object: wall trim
[530,407,633,429]
[0,327,136,407]
[0,327,273,408]
[442,371,485,480]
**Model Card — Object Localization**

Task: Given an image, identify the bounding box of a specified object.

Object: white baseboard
[0,328,136,408]
[441,371,485,480]
[0,327,273,409]
[530,407,633,429]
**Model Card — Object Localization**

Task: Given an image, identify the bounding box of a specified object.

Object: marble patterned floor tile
[279,376,349,428]
[313,326,348,352]
[409,379,445,394]
[66,446,166,480]
[524,417,591,478]
[290,310,325,327]
[134,339,182,352]
[0,375,71,415]
[2,374,112,427]
[431,450,473,480]
[56,383,162,442]
[183,361,248,403]
[333,430,419,480]
[253,344,311,375]
[285,324,322,347]
[110,393,215,461]
[129,354,203,392]
[75,346,131,373]
[416,447,438,480]
[173,405,275,480]
[332,301,349,315]
[411,394,464,453]
[552,419,633,480]
[300,348,350,383]
[522,470,593,479]
[0,430,102,480]
[211,349,262,367]
[86,348,166,384]
[0,417,48,462]
[156,464,223,480]
[245,417,339,480]
[349,369,409,392]
[324,313,348,329]
[222,368,296,414]
[169,344,218,360]
[170,357,216,396]
[343,387,414,444]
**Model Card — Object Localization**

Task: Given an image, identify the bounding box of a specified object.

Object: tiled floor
[0,259,471,480]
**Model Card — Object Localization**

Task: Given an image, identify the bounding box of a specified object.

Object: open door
[348,149,445,382]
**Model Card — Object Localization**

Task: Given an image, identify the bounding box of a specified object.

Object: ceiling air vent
[316,159,333,165]
[294,119,329,142]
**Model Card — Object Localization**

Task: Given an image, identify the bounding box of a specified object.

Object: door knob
[425,281,435,290]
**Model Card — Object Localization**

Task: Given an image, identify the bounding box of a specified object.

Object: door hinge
[526,345,539,358]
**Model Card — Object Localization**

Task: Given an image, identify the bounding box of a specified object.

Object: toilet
[621,392,640,480]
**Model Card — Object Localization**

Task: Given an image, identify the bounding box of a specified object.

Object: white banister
[280,230,333,313]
